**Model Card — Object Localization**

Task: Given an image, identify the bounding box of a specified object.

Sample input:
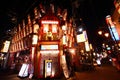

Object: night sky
[79,0,115,48]
[0,0,115,48]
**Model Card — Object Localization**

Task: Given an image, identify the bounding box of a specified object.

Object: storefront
[35,42,61,78]
[33,13,62,78]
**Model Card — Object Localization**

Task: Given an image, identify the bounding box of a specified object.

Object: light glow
[52,71,55,77]
[106,15,120,40]
[52,24,57,33]
[32,47,35,60]
[104,33,109,37]
[78,28,83,32]
[1,41,10,52]
[69,48,75,54]
[109,27,120,40]
[62,25,67,31]
[106,15,115,27]
[77,34,86,42]
[18,63,29,77]
[41,45,58,50]
[43,24,49,33]
[32,35,38,45]
[118,7,120,14]
[41,20,58,24]
[85,41,90,52]
[33,24,39,33]
[63,35,67,45]
[98,31,102,35]
[45,60,52,78]
[40,50,59,54]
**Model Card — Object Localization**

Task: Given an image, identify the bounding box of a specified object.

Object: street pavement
[0,63,120,80]
[74,64,120,80]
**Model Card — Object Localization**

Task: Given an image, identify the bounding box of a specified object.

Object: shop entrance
[44,59,52,78]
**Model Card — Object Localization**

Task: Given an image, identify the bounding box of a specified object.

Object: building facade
[8,2,79,79]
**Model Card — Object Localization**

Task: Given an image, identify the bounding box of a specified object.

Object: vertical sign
[45,60,52,78]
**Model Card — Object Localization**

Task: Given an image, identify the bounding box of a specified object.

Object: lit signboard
[41,45,58,50]
[109,27,120,41]
[40,50,59,54]
[43,24,49,33]
[52,24,57,33]
[32,35,38,45]
[45,60,52,78]
[1,41,10,52]
[18,63,29,77]
[77,34,85,42]
[85,41,90,52]
[106,15,120,41]
[76,31,88,43]
[41,20,58,24]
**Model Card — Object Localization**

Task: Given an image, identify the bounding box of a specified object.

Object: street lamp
[76,25,83,34]
[98,30,110,38]
[104,33,109,38]
[78,28,83,33]
[97,29,111,53]
[98,30,102,35]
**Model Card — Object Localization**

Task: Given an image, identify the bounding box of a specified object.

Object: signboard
[109,27,120,41]
[1,41,10,52]
[45,60,52,78]
[85,41,90,52]
[76,30,88,43]
[106,15,120,41]
[18,63,29,77]
[41,45,58,50]
[76,34,86,43]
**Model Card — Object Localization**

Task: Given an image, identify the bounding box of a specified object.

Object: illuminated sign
[76,31,88,43]
[43,24,49,33]
[106,15,120,41]
[1,41,10,52]
[52,24,57,33]
[33,24,39,33]
[63,35,67,45]
[18,63,29,77]
[77,34,86,43]
[106,15,114,27]
[32,35,38,45]
[41,45,58,50]
[109,27,120,41]
[45,60,52,78]
[85,41,90,52]
[41,20,58,24]
[62,25,67,31]
[40,50,59,54]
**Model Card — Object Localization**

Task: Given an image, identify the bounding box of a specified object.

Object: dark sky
[0,0,115,48]
[79,0,115,47]
[0,0,35,38]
